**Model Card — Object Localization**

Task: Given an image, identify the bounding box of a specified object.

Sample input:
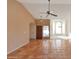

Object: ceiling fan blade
[50,13,58,17]
[39,0,58,18]
[40,11,48,14]
[40,12,46,14]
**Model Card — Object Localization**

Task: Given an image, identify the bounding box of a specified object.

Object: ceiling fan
[40,0,58,17]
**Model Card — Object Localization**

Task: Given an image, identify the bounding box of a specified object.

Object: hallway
[8,39,71,59]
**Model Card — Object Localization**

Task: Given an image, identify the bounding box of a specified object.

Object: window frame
[53,20,65,35]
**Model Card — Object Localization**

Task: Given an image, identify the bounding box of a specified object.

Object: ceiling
[16,0,71,19]
[17,0,71,4]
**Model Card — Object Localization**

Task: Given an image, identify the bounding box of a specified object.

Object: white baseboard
[7,41,29,54]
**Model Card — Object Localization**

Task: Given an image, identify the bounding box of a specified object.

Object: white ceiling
[16,0,71,19]
[17,0,71,4]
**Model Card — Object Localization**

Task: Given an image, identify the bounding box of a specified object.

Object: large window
[53,20,65,35]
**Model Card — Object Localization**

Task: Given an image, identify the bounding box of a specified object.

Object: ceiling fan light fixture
[40,0,58,18]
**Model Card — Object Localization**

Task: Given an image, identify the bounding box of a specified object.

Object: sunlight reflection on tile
[52,38,63,49]
[8,39,71,59]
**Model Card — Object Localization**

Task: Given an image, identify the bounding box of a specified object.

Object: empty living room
[7,0,71,59]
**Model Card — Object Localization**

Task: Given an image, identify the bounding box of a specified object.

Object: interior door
[36,26,42,39]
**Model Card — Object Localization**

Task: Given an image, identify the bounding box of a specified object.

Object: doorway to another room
[43,26,50,39]
[36,25,50,39]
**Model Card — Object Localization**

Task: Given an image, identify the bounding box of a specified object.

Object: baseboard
[7,41,29,54]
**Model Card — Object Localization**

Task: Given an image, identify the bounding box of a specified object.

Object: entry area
[30,20,50,40]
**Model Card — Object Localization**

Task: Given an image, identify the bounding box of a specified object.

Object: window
[53,20,65,35]
[55,21,62,34]
[43,26,49,37]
